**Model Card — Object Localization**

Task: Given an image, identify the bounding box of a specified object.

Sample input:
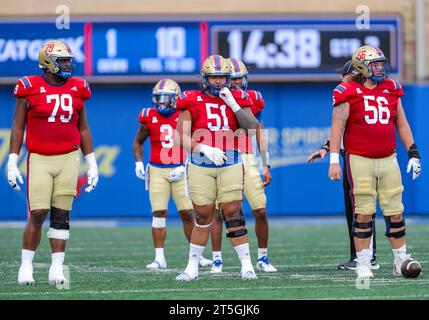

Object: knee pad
[152,217,166,228]
[224,209,248,238]
[352,214,375,239]
[384,216,406,239]
[47,228,70,240]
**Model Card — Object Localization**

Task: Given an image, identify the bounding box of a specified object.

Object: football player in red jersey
[307,61,379,271]
[209,58,277,274]
[175,55,259,281]
[329,45,422,279]
[132,79,211,269]
[7,40,98,285]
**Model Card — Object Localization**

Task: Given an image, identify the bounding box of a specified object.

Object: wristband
[330,152,340,164]
[85,152,97,169]
[408,143,420,159]
[229,101,241,113]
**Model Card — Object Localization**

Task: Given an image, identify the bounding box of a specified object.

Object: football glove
[407,143,421,180]
[407,158,421,180]
[200,144,227,167]
[135,161,145,180]
[7,153,23,191]
[169,165,185,182]
[219,87,240,112]
[85,153,98,192]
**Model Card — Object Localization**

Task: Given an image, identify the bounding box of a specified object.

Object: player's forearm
[80,128,94,155]
[397,124,415,151]
[133,141,143,162]
[257,124,270,167]
[235,109,259,131]
[330,103,349,154]
[9,126,24,155]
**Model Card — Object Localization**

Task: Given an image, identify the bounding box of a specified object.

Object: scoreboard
[0,16,401,82]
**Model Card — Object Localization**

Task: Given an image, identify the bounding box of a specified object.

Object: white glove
[169,165,185,182]
[407,158,421,180]
[7,153,23,191]
[135,161,145,180]
[85,153,98,192]
[200,144,227,167]
[219,87,240,112]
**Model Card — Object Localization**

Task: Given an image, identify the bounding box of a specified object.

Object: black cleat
[338,257,380,270]
[337,258,357,270]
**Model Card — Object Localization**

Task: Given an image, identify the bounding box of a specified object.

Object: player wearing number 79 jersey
[8,40,98,286]
[133,79,212,270]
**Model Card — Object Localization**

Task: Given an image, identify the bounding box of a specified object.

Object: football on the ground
[401,259,422,278]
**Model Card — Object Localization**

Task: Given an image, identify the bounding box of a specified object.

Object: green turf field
[0,222,428,300]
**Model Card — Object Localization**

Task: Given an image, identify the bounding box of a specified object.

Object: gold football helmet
[352,45,389,83]
[152,79,181,115]
[226,58,248,90]
[200,55,231,94]
[39,39,74,79]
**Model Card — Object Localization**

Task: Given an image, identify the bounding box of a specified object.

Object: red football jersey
[138,108,185,165]
[176,89,252,151]
[14,75,91,155]
[240,90,265,154]
[332,79,404,158]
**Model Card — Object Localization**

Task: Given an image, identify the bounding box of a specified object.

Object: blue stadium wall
[1,82,428,219]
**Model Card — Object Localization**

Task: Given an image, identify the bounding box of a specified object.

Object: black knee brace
[50,211,70,230]
[222,209,248,238]
[352,214,375,239]
[384,216,406,239]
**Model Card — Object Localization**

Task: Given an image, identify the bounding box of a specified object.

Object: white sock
[392,244,407,261]
[258,248,268,260]
[356,249,372,263]
[234,243,253,270]
[21,249,35,266]
[212,251,222,261]
[155,248,165,264]
[51,252,65,266]
[185,244,204,274]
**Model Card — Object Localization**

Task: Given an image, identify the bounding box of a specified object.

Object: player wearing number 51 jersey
[8,40,98,286]
[175,55,260,281]
[329,45,422,279]
[133,79,211,270]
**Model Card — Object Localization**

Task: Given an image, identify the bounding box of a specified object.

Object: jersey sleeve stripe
[392,80,401,90]
[256,91,262,101]
[335,85,346,93]
[24,76,32,87]
[20,77,30,88]
[83,79,89,88]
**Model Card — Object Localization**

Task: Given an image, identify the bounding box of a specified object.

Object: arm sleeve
[79,79,91,100]
[332,83,352,107]
[13,77,32,98]
[138,108,150,124]
[176,91,191,111]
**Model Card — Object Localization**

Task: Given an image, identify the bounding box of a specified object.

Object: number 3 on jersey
[47,94,73,123]
[160,124,174,148]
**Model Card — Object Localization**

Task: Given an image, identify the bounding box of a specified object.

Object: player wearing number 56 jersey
[329,45,422,279]
[133,79,211,270]
[175,55,260,281]
[8,40,98,286]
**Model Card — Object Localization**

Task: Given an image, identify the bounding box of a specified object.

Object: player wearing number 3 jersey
[8,40,98,285]
[133,79,211,270]
[329,45,421,279]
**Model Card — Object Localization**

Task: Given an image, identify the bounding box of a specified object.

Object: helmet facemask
[201,74,230,95]
[368,59,389,84]
[152,92,177,116]
[229,75,248,90]
[53,57,74,79]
